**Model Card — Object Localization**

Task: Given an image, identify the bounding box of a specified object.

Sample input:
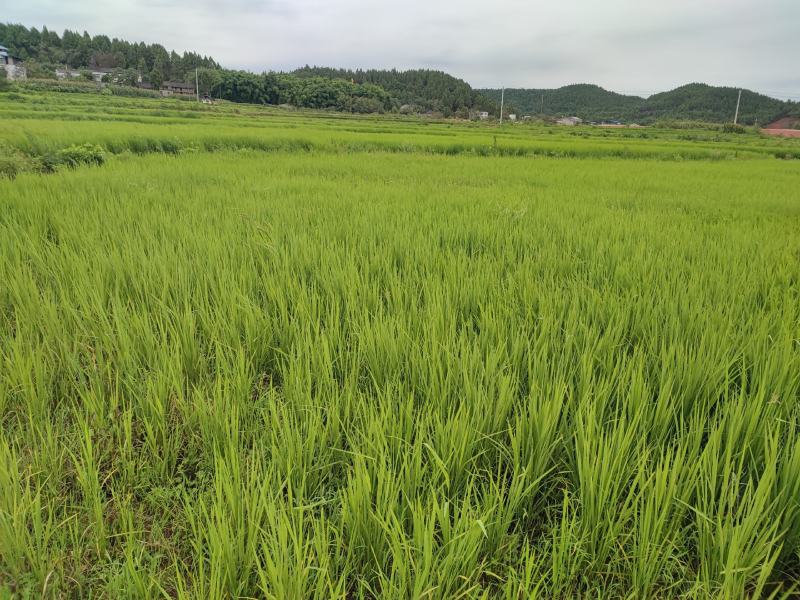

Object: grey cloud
[141,0,296,17]
[4,0,799,98]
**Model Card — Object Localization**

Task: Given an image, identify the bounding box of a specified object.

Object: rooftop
[163,81,195,89]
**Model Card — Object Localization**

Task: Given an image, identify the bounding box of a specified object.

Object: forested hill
[292,66,495,116]
[641,84,790,125]
[481,84,642,122]
[0,23,218,82]
[479,83,795,125]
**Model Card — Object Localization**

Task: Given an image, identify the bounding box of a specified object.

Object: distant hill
[292,66,496,116]
[479,83,795,125]
[641,84,789,125]
[481,84,642,122]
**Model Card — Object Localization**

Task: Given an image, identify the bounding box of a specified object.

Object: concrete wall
[3,64,26,81]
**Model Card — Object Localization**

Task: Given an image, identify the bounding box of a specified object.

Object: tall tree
[149,65,164,89]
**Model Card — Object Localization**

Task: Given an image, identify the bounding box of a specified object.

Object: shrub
[36,152,61,174]
[15,79,159,99]
[17,79,99,94]
[56,143,106,168]
[0,155,24,178]
[722,123,746,134]
[108,85,160,98]
[0,142,31,178]
[350,96,385,114]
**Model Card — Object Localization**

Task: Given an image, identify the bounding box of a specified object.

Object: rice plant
[0,91,799,598]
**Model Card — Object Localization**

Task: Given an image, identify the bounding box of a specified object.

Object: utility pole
[733,89,742,125]
[195,67,200,102]
[499,87,505,126]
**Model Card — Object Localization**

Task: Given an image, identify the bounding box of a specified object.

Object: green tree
[108,67,138,87]
[0,23,220,81]
[151,46,169,80]
[290,66,495,116]
[149,66,164,89]
[196,68,221,96]
[19,58,54,79]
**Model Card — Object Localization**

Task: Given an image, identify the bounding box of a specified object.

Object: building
[556,116,582,126]
[0,45,27,81]
[161,81,196,97]
[477,111,489,120]
[508,114,517,122]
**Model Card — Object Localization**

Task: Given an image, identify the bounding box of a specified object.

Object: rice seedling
[0,90,799,598]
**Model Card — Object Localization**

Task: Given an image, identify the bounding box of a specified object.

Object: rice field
[1,90,800,598]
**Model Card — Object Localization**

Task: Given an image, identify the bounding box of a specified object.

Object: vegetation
[0,23,484,115]
[208,68,493,115]
[481,84,642,122]
[293,66,496,116]
[14,78,161,98]
[0,22,218,82]
[1,89,800,598]
[480,83,796,125]
[212,71,392,113]
[643,84,791,126]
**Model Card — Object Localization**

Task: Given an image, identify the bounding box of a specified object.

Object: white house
[556,116,582,126]
[477,111,489,120]
[0,45,27,81]
[508,114,517,122]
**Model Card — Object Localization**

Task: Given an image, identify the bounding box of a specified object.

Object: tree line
[293,66,496,116]
[210,70,392,113]
[0,23,218,84]
[2,23,496,116]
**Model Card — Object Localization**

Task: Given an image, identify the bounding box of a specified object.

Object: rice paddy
[1,90,800,598]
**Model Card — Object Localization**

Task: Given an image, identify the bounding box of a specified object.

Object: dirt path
[761,128,800,138]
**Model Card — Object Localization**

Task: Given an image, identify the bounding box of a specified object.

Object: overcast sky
[6,0,799,99]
